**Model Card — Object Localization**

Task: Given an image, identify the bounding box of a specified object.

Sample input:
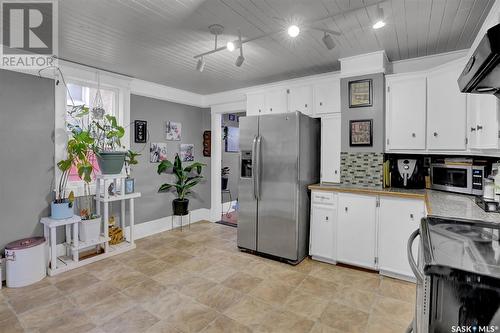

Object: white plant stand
[40,174,141,276]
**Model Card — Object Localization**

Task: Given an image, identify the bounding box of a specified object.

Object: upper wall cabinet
[386,74,427,151]
[467,94,500,150]
[426,63,467,151]
[314,79,341,116]
[288,85,313,115]
[246,88,287,116]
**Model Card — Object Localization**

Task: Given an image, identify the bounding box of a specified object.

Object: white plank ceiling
[59,0,494,94]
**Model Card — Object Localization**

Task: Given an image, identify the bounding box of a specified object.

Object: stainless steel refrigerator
[237,111,320,264]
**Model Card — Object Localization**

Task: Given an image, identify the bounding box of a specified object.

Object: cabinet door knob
[325,216,329,221]
[258,109,261,113]
[410,214,414,219]
[433,132,438,137]
[345,207,348,212]
[477,125,483,130]
[270,108,273,111]
[305,104,308,108]
[334,170,338,174]
[319,102,323,106]
[412,133,416,138]
[471,127,476,132]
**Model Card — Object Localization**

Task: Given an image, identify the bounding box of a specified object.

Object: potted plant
[221,166,230,190]
[51,157,75,219]
[157,154,205,216]
[124,150,140,194]
[90,114,127,174]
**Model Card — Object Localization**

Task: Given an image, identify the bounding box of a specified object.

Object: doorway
[218,112,245,227]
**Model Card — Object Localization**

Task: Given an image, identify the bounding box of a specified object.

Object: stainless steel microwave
[430,163,485,195]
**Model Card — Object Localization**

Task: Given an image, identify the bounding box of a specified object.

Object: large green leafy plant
[157,155,205,200]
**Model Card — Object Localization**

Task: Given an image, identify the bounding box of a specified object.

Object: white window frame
[54,64,131,197]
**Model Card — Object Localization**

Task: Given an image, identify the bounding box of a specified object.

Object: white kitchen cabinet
[427,63,467,150]
[337,193,377,269]
[246,92,266,116]
[378,197,426,281]
[288,85,313,115]
[314,79,341,116]
[467,94,500,150]
[310,192,337,262]
[321,115,341,183]
[246,89,287,116]
[386,74,427,150]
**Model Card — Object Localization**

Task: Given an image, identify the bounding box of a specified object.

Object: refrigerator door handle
[255,135,262,200]
[252,135,258,200]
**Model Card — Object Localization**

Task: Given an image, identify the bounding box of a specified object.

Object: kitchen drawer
[312,191,336,205]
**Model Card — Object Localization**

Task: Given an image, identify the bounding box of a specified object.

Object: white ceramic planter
[79,217,101,242]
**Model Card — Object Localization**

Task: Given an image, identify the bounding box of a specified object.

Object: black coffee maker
[389,157,425,189]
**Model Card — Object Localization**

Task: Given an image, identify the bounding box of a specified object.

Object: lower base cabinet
[378,197,426,280]
[309,190,427,281]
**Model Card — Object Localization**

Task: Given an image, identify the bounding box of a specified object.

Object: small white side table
[40,215,81,273]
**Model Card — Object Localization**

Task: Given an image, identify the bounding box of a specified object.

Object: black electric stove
[416,216,500,332]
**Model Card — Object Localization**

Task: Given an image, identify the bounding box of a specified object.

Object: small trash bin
[5,237,46,288]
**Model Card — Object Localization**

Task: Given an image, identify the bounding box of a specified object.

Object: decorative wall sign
[165,121,182,141]
[349,79,373,108]
[203,130,211,157]
[180,144,195,162]
[150,142,168,163]
[349,119,373,147]
[134,120,147,143]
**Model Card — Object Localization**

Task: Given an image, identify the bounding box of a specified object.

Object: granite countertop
[308,183,500,224]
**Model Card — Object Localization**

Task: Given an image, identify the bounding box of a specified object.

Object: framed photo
[349,119,373,147]
[150,142,168,163]
[349,79,373,108]
[180,144,194,162]
[165,121,181,141]
[134,120,147,143]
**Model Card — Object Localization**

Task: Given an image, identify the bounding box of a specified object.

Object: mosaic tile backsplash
[340,152,384,187]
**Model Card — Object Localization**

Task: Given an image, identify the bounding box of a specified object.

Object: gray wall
[130,95,211,224]
[0,69,55,250]
[341,73,385,153]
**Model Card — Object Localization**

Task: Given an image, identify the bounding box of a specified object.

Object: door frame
[210,101,246,221]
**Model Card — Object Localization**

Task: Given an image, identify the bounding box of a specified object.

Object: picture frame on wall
[349,79,373,108]
[349,119,373,147]
[134,120,147,143]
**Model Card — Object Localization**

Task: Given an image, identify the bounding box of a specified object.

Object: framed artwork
[134,120,147,143]
[349,119,373,147]
[180,144,194,162]
[150,142,168,163]
[165,121,181,141]
[203,130,211,157]
[349,79,373,108]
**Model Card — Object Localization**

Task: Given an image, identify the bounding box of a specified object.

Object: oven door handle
[407,228,424,282]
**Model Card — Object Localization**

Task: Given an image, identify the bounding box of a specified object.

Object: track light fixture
[235,30,244,67]
[322,32,335,50]
[372,5,386,29]
[287,25,300,38]
[227,41,235,52]
[196,57,205,72]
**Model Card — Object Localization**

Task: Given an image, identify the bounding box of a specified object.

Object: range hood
[458,23,500,97]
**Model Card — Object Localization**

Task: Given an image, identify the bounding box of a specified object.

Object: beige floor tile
[122,251,158,268]
[0,301,15,323]
[222,272,263,293]
[68,280,120,309]
[148,245,180,258]
[196,285,244,312]
[1,278,51,296]
[366,314,409,333]
[178,275,217,299]
[122,278,166,303]
[201,315,252,333]
[46,266,88,284]
[18,298,77,330]
[84,292,135,325]
[152,267,194,289]
[372,295,414,327]
[87,261,127,281]
[242,261,281,280]
[224,296,274,329]
[161,252,195,266]
[131,259,172,276]
[294,258,320,274]
[309,323,342,333]
[198,263,239,283]
[54,272,100,293]
[0,316,24,333]
[298,276,340,299]
[336,287,377,312]
[100,306,159,333]
[106,269,149,290]
[142,289,193,318]
[319,301,369,333]
[146,319,183,333]
[378,277,416,303]
[269,268,307,286]
[256,308,315,333]
[176,257,216,273]
[249,279,296,306]
[167,299,218,333]
[283,290,330,320]
[7,284,64,314]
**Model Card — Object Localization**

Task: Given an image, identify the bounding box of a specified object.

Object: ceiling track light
[287,25,300,38]
[322,32,335,50]
[235,30,244,67]
[372,5,386,29]
[196,57,205,72]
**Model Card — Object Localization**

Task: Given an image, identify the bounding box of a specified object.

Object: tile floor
[0,221,416,333]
